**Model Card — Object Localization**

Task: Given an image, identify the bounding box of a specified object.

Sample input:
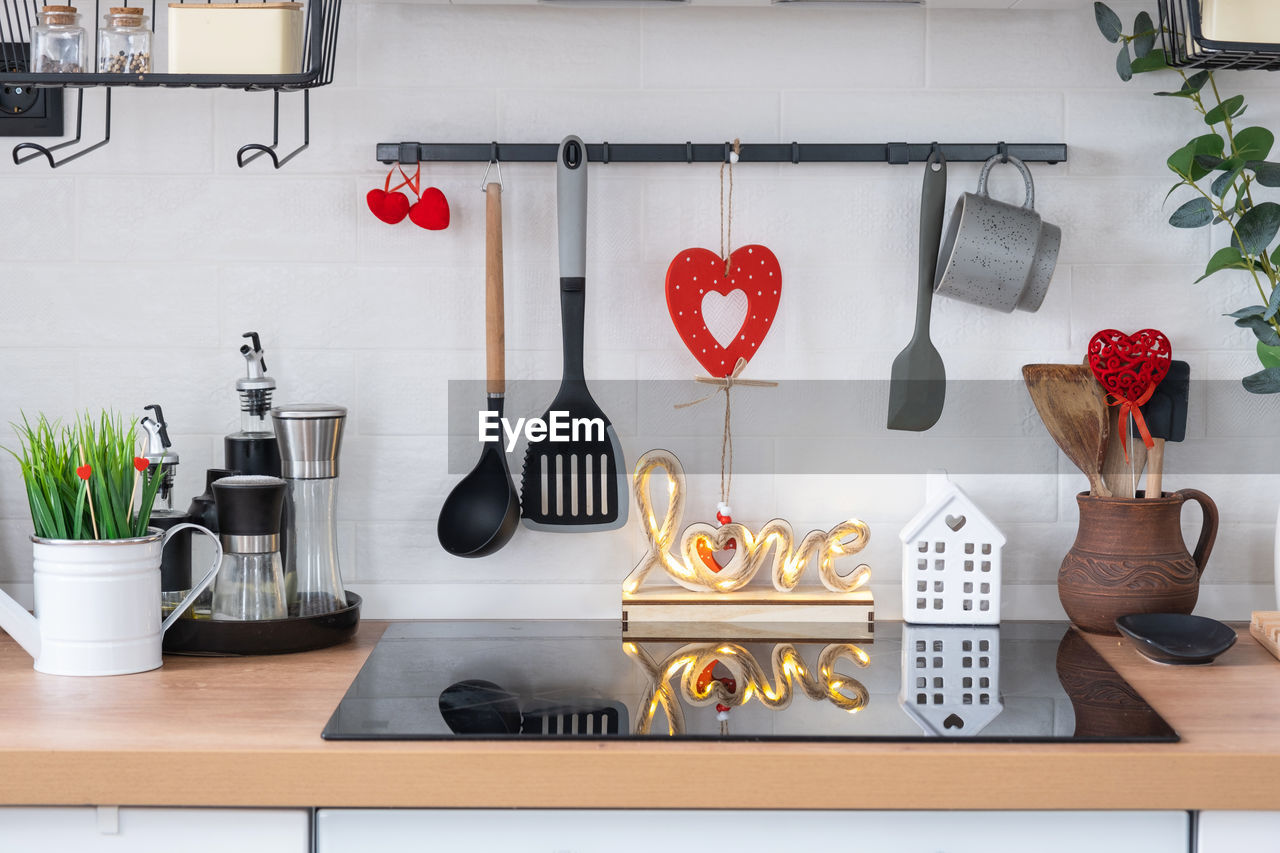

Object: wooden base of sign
[1251,611,1280,662]
[622,587,874,639]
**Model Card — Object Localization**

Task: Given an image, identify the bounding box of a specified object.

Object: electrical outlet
[0,43,64,137]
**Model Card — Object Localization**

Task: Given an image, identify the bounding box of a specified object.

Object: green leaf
[1095,2,1123,42]
[1266,284,1280,321]
[1133,11,1156,58]
[1163,181,1186,205]
[1259,341,1280,369]
[1116,43,1133,81]
[1155,70,1207,97]
[1169,135,1225,181]
[1169,196,1214,228]
[1232,202,1280,255]
[1196,246,1251,282]
[1235,126,1275,161]
[1205,95,1245,126]
[1247,160,1280,187]
[1212,165,1244,199]
[1227,306,1267,319]
[1243,366,1280,394]
[1130,49,1169,73]
[1236,315,1280,346]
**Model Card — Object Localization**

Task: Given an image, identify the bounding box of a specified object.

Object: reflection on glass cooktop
[321,621,1177,743]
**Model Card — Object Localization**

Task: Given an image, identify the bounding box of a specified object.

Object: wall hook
[237,90,310,169]
[480,145,503,191]
[12,88,111,168]
[997,141,1009,164]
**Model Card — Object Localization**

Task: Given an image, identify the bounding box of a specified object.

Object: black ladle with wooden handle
[437,183,521,557]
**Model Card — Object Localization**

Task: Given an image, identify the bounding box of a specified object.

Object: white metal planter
[899,471,1006,625]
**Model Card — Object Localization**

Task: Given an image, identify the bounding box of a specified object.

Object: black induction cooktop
[321,621,1177,743]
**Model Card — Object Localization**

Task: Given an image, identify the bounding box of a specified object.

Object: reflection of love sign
[665,245,781,377]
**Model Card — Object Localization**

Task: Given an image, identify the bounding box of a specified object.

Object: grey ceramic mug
[933,155,1061,313]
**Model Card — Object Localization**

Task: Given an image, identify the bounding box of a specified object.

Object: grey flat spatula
[887,147,948,432]
[519,135,628,532]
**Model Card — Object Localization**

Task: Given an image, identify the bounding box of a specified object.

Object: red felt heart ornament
[366,188,410,225]
[76,465,92,480]
[665,245,781,377]
[409,187,450,231]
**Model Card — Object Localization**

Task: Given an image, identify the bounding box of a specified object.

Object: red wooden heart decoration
[1086,328,1172,404]
[366,189,410,225]
[665,245,781,377]
[409,187,450,231]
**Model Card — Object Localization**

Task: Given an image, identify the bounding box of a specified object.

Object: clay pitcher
[1058,490,1218,635]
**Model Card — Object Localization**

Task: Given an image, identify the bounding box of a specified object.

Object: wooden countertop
[1,621,1279,811]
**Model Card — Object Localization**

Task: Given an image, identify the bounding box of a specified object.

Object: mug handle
[159,522,222,633]
[977,154,1036,210]
[1174,489,1219,579]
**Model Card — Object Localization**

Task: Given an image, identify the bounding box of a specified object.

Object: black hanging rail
[377,141,1068,166]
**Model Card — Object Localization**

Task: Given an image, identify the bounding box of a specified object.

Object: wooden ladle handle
[1174,488,1219,579]
[485,182,504,394]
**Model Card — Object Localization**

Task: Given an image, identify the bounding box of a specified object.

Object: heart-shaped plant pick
[666,245,781,377]
[76,464,92,480]
[1087,328,1172,460]
[133,456,149,473]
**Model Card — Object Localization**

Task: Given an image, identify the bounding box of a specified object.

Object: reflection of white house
[899,471,1006,626]
[899,624,1004,738]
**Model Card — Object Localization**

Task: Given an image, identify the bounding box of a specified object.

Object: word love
[624,449,873,595]
[478,410,604,453]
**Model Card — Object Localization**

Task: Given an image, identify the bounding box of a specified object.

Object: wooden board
[1251,611,1280,662]
[622,587,873,629]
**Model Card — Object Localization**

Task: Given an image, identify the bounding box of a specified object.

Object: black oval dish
[1115,613,1237,666]
[164,591,361,656]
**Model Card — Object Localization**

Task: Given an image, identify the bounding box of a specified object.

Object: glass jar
[98,6,150,74]
[30,5,86,74]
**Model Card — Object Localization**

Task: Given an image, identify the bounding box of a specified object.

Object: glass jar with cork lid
[30,5,86,73]
[99,6,151,73]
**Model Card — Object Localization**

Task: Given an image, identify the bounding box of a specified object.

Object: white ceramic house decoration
[898,624,1004,737]
[899,470,1006,625]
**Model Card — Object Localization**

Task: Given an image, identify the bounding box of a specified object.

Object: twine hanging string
[676,358,777,504]
[719,139,741,277]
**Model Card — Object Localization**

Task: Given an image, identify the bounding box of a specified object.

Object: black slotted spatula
[519,136,628,532]
[1134,359,1190,499]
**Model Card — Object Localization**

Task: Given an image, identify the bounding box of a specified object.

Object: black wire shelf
[1,0,341,166]
[1159,0,1280,71]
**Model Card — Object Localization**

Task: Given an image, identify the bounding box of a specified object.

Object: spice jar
[30,5,86,73]
[98,7,150,73]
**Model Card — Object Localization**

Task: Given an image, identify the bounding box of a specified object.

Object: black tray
[163,591,361,656]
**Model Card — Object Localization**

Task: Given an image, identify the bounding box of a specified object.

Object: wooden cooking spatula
[1022,364,1112,497]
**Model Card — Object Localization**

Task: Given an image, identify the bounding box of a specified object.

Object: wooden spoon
[1022,364,1112,498]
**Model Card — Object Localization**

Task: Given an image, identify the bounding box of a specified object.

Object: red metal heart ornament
[1086,329,1172,404]
[665,245,781,378]
[1086,328,1172,458]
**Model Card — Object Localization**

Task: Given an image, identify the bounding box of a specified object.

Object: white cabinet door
[0,807,309,853]
[318,809,1187,853]
[1199,811,1280,853]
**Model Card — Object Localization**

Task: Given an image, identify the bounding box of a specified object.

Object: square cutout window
[979,656,990,668]
[962,656,972,668]
[962,640,972,652]
[982,543,991,555]
[917,693,927,705]
[933,656,943,668]
[933,677,943,688]
[962,677,973,688]
[963,599,973,611]
[933,640,944,652]
[916,656,926,668]
[916,641,927,652]
[935,560,945,571]
[981,561,991,572]
[935,541,945,553]
[917,581,928,592]
[933,598,944,610]
[980,694,990,705]
[934,581,944,593]
[963,693,972,705]
[980,583,990,594]
[980,601,990,611]
[964,582,973,594]
[979,677,989,688]
[918,559,928,571]
[964,543,975,554]
[918,541,928,553]
[916,677,926,688]
[964,560,974,572]
[916,598,927,610]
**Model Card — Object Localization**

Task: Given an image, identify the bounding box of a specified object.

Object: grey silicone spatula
[519,135,628,532]
[888,148,948,431]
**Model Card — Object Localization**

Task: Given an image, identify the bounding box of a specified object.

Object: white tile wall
[0,4,1277,621]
